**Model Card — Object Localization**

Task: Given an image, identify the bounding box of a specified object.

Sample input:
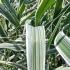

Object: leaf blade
[26,23,46,70]
[35,0,55,25]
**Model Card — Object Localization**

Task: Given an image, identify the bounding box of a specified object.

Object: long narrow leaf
[1,0,17,17]
[1,0,20,26]
[35,0,55,25]
[26,23,46,70]
[0,4,19,27]
[53,0,63,19]
[0,43,25,52]
[17,2,25,18]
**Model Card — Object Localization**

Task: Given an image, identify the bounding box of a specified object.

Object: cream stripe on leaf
[54,31,70,65]
[26,24,46,70]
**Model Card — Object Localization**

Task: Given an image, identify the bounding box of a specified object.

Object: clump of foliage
[0,0,70,70]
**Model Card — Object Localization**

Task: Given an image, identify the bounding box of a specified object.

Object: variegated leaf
[54,31,70,65]
[26,24,46,70]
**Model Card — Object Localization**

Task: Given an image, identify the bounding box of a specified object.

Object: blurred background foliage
[0,0,70,70]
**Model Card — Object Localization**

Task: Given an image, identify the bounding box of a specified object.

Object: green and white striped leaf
[26,24,46,70]
[54,31,70,65]
[1,0,17,18]
[0,4,19,27]
[55,66,70,70]
[0,43,25,52]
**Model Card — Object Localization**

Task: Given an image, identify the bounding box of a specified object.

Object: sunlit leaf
[0,43,25,52]
[26,23,46,70]
[35,0,55,25]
